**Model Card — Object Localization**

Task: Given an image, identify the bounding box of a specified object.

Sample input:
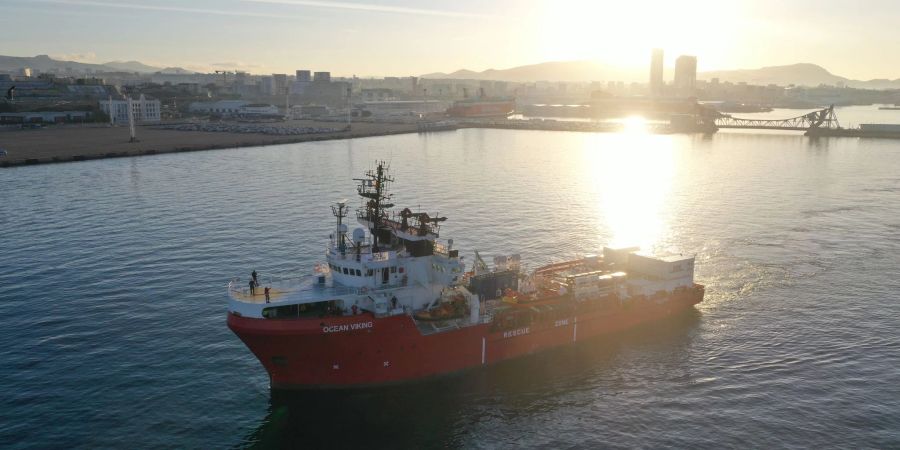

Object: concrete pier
[0,120,419,167]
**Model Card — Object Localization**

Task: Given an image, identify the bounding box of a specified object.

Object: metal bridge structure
[703,105,841,132]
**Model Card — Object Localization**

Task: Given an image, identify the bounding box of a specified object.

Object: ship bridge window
[355,269,362,276]
[366,269,373,276]
[391,266,397,274]
[342,268,349,275]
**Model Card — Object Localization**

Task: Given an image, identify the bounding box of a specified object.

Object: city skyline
[2,0,900,79]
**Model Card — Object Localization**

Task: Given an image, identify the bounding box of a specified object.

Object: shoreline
[5,118,890,168]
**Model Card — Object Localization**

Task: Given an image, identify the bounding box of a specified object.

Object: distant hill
[700,63,900,89]
[0,54,106,73]
[422,60,642,83]
[0,54,194,75]
[157,67,194,74]
[699,63,848,86]
[103,60,164,73]
[424,60,900,88]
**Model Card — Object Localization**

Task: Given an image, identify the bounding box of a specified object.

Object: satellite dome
[352,228,366,244]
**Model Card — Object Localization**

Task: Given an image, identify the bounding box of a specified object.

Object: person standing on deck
[249,278,256,296]
[251,270,259,286]
[264,286,271,303]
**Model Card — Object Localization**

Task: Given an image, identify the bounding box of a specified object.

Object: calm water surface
[2,118,900,448]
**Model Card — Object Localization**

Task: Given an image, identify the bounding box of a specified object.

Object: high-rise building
[650,49,663,97]
[295,70,311,82]
[260,76,275,95]
[313,72,331,83]
[272,74,288,95]
[674,55,697,97]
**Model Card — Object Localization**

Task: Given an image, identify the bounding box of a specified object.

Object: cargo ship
[227,162,704,389]
[446,97,515,118]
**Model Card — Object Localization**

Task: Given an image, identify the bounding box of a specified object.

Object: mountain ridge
[0,54,194,75]
[2,54,898,88]
[423,60,900,88]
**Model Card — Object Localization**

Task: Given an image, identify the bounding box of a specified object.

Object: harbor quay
[0,120,419,167]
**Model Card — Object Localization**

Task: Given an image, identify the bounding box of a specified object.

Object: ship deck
[228,274,413,306]
[229,288,289,303]
[229,275,358,305]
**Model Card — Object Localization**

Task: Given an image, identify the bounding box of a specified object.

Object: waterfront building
[296,70,311,82]
[358,99,450,118]
[0,110,92,124]
[239,103,280,116]
[99,94,161,123]
[292,104,329,118]
[188,100,250,115]
[187,100,279,117]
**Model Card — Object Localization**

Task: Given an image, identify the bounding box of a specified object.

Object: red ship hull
[228,287,703,389]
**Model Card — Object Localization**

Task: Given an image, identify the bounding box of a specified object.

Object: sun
[529,0,744,72]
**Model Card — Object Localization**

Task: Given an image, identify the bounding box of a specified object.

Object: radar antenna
[355,161,394,252]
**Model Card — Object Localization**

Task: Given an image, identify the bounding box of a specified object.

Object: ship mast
[355,161,394,252]
[331,200,349,254]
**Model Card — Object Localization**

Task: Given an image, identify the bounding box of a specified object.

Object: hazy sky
[2,0,899,79]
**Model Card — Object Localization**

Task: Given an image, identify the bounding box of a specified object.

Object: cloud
[28,0,310,20]
[240,0,492,18]
[50,52,98,62]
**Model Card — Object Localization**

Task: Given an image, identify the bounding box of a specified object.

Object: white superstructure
[227,162,471,320]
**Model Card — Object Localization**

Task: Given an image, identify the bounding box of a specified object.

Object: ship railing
[327,247,402,262]
[227,274,367,302]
